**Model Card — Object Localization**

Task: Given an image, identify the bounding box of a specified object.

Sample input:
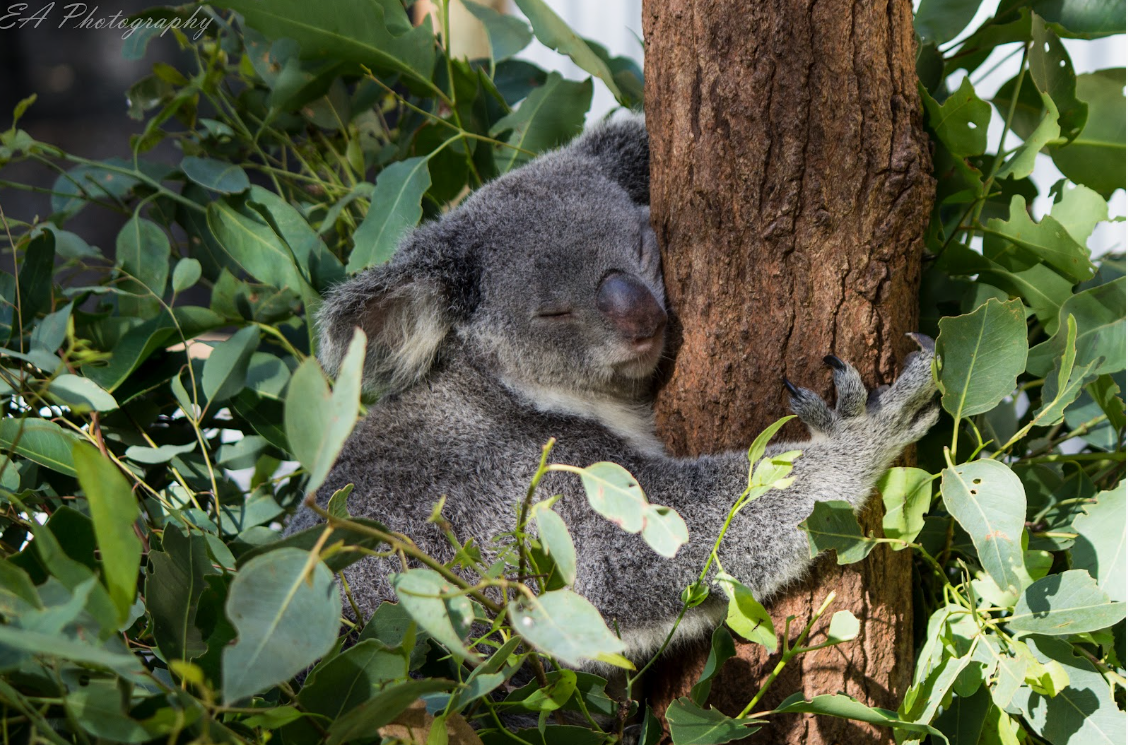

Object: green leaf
[985,195,1096,282]
[0,418,80,475]
[326,679,454,745]
[464,1,533,64]
[1013,635,1126,744]
[1029,17,1088,141]
[65,679,151,743]
[393,568,478,662]
[1009,569,1126,634]
[298,639,409,717]
[50,159,144,218]
[520,669,577,712]
[800,500,877,564]
[715,572,775,652]
[574,461,647,533]
[222,548,341,704]
[1028,277,1125,377]
[124,442,196,464]
[46,374,118,413]
[1050,69,1126,197]
[116,217,170,316]
[997,93,1061,180]
[1071,482,1125,602]
[934,687,992,744]
[879,467,932,547]
[172,257,202,293]
[1031,0,1126,37]
[746,415,795,467]
[1050,182,1109,244]
[914,0,983,44]
[936,297,1028,420]
[284,329,365,493]
[85,307,224,392]
[201,326,260,405]
[690,626,735,706]
[1086,374,1125,432]
[0,625,142,672]
[922,77,991,158]
[326,483,353,519]
[1033,315,1101,426]
[665,698,759,745]
[212,0,436,91]
[774,693,948,742]
[641,505,689,558]
[507,589,625,667]
[72,444,141,623]
[246,186,344,292]
[346,157,431,274]
[145,528,216,662]
[181,156,251,194]
[511,0,621,101]
[824,610,861,645]
[206,199,311,294]
[940,459,1027,595]
[534,505,576,586]
[491,73,592,173]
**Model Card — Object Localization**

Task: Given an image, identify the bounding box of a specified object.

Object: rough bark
[642,1,933,743]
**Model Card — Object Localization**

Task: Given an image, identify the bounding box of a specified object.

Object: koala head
[317,115,664,400]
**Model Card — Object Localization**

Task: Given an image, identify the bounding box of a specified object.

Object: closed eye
[535,308,574,320]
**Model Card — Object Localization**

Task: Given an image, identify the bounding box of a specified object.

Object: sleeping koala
[290,116,939,662]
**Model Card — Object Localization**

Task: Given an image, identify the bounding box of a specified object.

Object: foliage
[0,0,1123,743]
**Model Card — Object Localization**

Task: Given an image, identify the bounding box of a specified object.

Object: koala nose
[596,273,667,341]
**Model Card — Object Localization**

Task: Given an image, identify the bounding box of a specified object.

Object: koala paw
[785,334,940,452]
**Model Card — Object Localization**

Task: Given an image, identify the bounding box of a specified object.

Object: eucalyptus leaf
[511,0,621,102]
[1009,569,1126,634]
[879,467,932,547]
[181,156,251,194]
[73,444,141,623]
[715,572,775,651]
[201,326,260,405]
[222,548,340,704]
[665,698,759,745]
[347,157,431,274]
[921,77,991,158]
[393,568,478,662]
[690,626,735,706]
[507,589,625,667]
[1071,482,1125,602]
[46,374,118,413]
[284,329,365,493]
[936,297,1028,420]
[799,500,877,564]
[534,505,576,586]
[940,459,1027,595]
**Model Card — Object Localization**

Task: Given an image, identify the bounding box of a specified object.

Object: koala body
[290,117,939,663]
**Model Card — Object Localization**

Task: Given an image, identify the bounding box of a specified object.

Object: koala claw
[789,342,939,451]
[907,332,936,354]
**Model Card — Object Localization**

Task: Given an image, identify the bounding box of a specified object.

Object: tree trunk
[642,1,933,743]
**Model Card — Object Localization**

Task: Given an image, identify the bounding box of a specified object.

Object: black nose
[596,273,667,341]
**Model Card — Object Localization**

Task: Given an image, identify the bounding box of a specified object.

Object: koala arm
[561,340,939,661]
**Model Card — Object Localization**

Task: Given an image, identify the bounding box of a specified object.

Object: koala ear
[317,225,475,393]
[568,114,649,204]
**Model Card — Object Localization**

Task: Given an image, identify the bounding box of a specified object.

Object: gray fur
[293,116,939,665]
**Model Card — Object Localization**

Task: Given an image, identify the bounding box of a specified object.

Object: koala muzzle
[596,272,667,344]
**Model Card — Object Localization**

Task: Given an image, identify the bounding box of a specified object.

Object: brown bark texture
[642,1,934,743]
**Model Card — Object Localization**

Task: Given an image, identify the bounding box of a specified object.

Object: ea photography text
[0,2,212,38]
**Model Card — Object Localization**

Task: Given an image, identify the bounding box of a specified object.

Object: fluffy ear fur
[317,223,476,392]
[567,114,649,205]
